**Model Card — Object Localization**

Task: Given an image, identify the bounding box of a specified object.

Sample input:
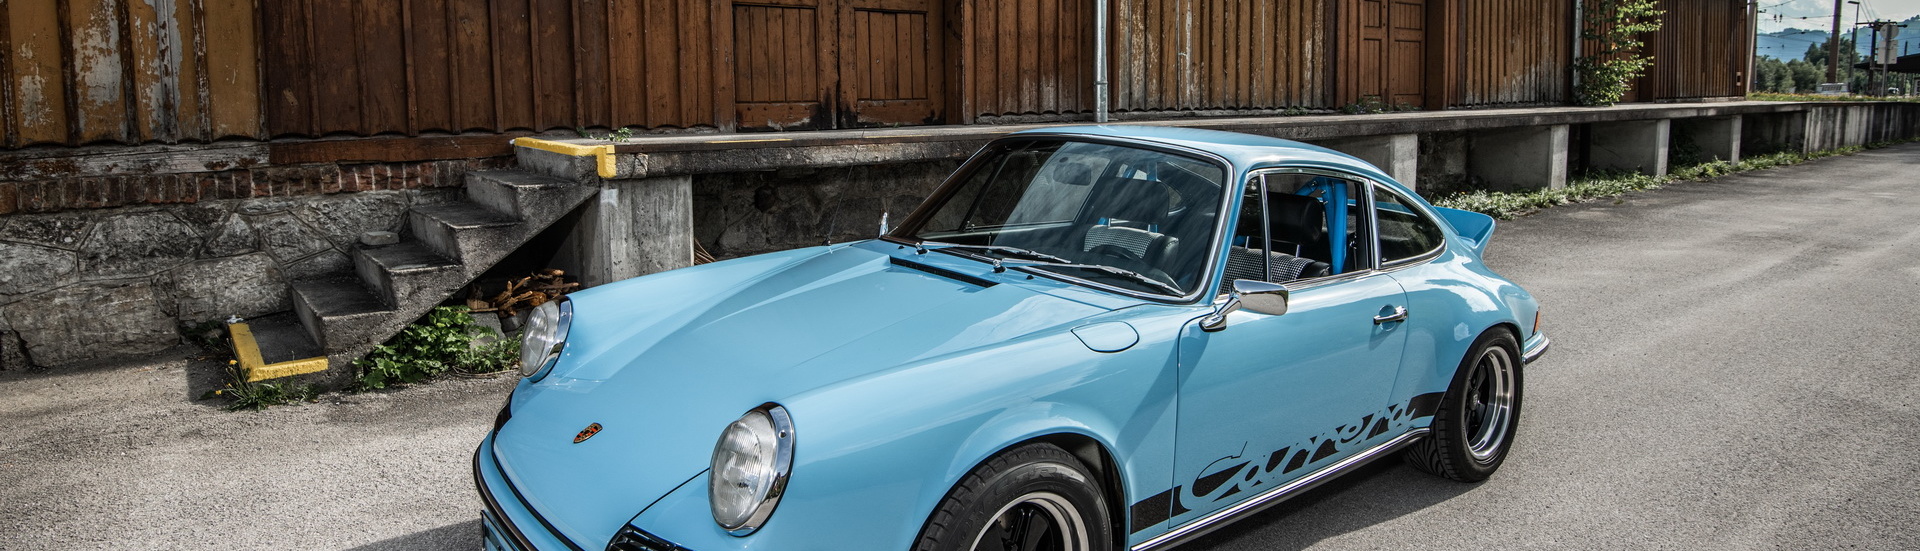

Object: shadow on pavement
[1182,459,1477,550]
[344,519,481,551]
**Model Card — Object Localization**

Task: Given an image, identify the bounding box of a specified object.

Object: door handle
[1373,305,1409,325]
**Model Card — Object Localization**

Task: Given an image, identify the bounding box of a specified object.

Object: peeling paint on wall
[1,0,260,146]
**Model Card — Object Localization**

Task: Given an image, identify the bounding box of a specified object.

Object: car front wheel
[1404,328,1523,482]
[913,442,1112,551]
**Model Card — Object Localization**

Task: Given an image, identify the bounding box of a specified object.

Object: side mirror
[1235,279,1290,316]
[1199,280,1289,332]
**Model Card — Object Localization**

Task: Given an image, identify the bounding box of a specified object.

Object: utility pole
[1849,1,1861,91]
[1828,0,1844,84]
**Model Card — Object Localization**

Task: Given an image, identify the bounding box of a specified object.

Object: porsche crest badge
[573,423,602,444]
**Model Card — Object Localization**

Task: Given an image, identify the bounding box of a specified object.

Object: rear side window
[1373,185,1444,264]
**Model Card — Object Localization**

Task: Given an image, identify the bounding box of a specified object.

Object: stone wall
[691,161,960,259]
[0,158,509,370]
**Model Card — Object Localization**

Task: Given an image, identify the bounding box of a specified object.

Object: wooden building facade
[2,0,1753,149]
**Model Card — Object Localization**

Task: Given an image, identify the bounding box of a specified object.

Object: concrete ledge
[505,101,1894,180]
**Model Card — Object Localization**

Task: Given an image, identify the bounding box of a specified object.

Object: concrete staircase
[232,169,596,386]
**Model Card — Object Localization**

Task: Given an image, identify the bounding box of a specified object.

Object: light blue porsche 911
[474,126,1549,551]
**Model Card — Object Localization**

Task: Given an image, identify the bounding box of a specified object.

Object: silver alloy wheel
[1464,345,1516,462]
[968,490,1092,551]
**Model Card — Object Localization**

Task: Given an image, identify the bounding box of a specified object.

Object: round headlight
[518,299,572,379]
[709,404,794,536]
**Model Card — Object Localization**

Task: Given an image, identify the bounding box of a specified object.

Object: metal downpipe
[1095,0,1110,123]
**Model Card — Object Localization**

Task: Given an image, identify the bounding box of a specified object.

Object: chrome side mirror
[1200,280,1289,332]
[1235,280,1289,316]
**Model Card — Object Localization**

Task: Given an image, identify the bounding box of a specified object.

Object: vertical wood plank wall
[959,0,1098,120]
[0,0,262,147]
[1635,0,1749,100]
[1451,0,1569,107]
[1109,0,1331,114]
[2,0,1756,147]
[263,0,719,139]
[1583,0,1750,103]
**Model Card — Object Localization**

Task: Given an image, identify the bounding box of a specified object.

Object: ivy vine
[1574,0,1664,106]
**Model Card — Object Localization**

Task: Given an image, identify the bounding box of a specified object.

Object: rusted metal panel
[5,0,73,147]
[66,0,131,143]
[1,0,257,147]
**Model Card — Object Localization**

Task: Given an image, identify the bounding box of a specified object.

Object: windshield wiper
[917,241,1075,264]
[989,258,1183,296]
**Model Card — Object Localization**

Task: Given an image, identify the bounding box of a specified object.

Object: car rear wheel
[913,443,1112,551]
[1404,328,1522,482]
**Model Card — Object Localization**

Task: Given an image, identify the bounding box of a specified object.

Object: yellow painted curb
[228,322,328,383]
[512,137,618,179]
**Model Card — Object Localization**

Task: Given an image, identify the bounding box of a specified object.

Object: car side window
[1373,184,1445,264]
[1224,172,1371,285]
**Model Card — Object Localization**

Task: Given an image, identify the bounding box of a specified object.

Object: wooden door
[1341,0,1427,108]
[1385,0,1426,107]
[839,0,944,127]
[733,0,837,130]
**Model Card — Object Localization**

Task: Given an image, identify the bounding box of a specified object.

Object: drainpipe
[1572,0,1583,96]
[1095,0,1110,123]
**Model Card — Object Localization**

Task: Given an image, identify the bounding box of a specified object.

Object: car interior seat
[1083,175,1179,266]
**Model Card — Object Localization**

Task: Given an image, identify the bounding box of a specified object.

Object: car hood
[490,244,1114,545]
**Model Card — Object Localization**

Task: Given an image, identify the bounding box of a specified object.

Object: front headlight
[519,299,572,380]
[709,404,794,536]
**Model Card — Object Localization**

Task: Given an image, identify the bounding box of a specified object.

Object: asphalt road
[3,143,1917,550]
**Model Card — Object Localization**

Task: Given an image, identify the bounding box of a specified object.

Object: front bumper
[1521,332,1550,364]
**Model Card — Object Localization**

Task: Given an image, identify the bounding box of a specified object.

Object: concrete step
[291,275,391,352]
[254,168,601,387]
[467,169,578,220]
[353,241,462,309]
[227,312,328,382]
[407,202,517,263]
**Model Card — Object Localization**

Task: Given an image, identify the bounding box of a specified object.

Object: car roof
[1008,125,1396,185]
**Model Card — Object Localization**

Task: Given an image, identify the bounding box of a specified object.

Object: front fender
[626,308,1190,550]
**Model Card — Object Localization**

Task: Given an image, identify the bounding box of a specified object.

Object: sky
[1758,0,1920,33]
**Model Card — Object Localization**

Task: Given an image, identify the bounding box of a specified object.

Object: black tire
[1404,328,1523,482]
[913,443,1113,551]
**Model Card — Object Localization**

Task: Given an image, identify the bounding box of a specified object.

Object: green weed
[203,360,319,411]
[354,306,514,390]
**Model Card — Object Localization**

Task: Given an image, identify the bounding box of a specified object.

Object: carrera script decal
[1129,392,1443,534]
[574,423,603,444]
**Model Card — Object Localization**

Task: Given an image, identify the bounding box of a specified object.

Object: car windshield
[899,139,1228,297]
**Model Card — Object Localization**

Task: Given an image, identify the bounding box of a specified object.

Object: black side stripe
[1126,391,1447,534]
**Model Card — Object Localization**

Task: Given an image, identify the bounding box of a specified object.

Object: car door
[1166,170,1411,527]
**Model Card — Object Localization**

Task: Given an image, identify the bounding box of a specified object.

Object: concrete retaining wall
[0,159,504,370]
